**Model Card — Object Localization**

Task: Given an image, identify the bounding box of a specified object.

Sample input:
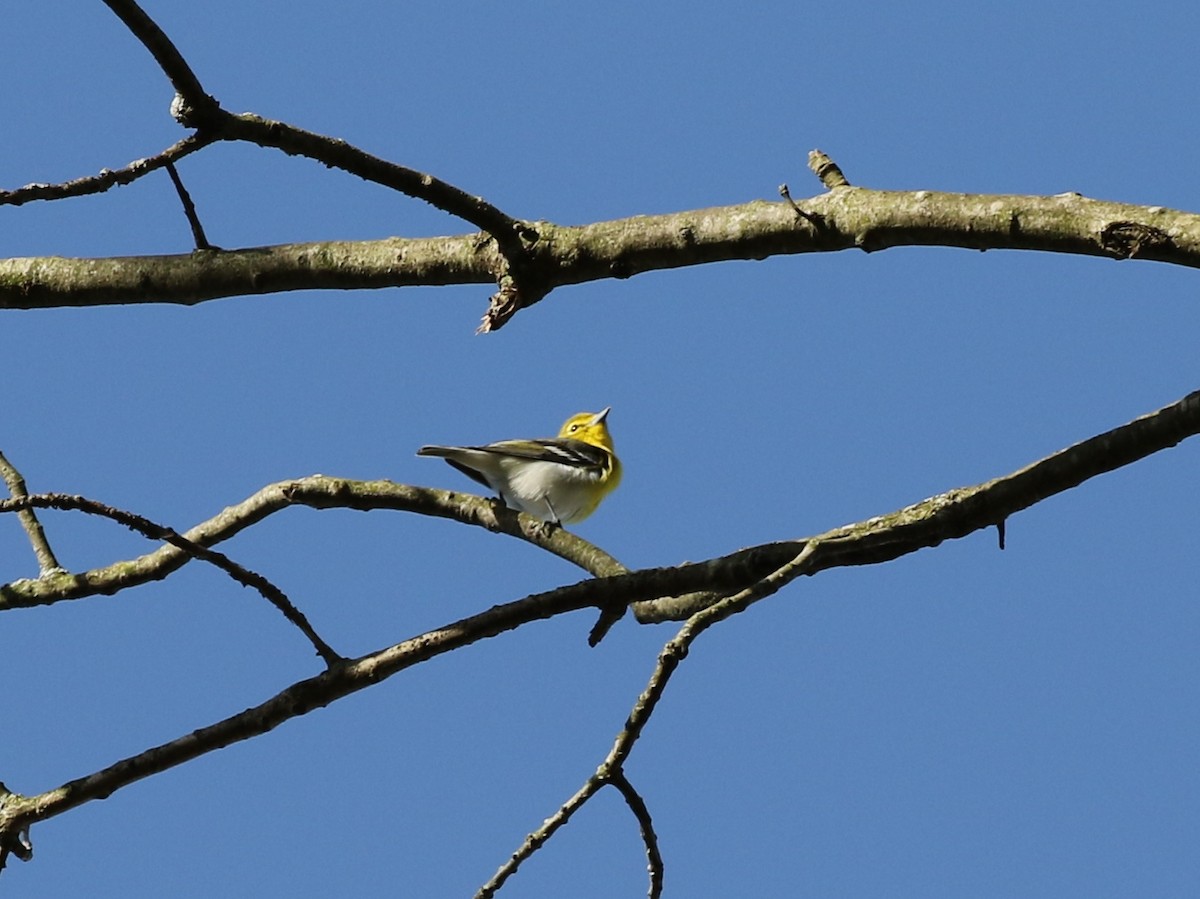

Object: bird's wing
[480,438,610,471]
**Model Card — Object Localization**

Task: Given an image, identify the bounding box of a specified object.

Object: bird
[417,408,621,525]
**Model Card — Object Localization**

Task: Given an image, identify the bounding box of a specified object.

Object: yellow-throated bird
[418,408,621,524]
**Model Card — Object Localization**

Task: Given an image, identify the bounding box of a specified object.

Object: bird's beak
[591,407,611,425]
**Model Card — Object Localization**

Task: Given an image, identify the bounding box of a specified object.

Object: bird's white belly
[500,459,601,523]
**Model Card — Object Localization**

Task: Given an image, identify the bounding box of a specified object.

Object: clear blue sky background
[4,2,1199,896]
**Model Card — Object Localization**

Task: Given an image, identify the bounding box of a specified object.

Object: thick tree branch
[4,186,1197,319]
[0,0,534,320]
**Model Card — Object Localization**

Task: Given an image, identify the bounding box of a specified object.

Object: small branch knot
[169,92,220,129]
[1099,220,1172,259]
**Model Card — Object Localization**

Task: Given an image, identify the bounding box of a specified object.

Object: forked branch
[3,388,1196,869]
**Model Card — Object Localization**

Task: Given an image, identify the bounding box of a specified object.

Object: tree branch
[480,544,817,897]
[1,388,1195,857]
[0,493,341,665]
[0,134,214,206]
[65,0,538,322]
[0,452,62,576]
[216,113,533,251]
[633,386,1200,623]
[5,386,1197,631]
[164,161,215,250]
[99,0,218,123]
[4,185,1197,319]
[0,575,620,841]
[0,478,626,612]
[607,771,664,899]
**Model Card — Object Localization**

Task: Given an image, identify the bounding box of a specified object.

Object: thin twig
[0,134,214,207]
[479,544,819,896]
[610,544,820,764]
[607,771,664,899]
[475,778,602,898]
[778,182,826,231]
[0,493,341,665]
[164,161,215,250]
[0,452,62,575]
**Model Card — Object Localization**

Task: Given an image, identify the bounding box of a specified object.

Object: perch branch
[0,479,625,613]
[1,388,1197,856]
[5,387,1197,632]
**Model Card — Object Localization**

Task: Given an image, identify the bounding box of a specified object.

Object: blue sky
[4,1,1199,896]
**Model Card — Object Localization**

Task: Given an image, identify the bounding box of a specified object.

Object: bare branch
[481,545,817,896]
[91,0,541,320]
[5,187,1198,318]
[606,771,664,899]
[99,0,218,123]
[0,784,32,871]
[476,772,603,898]
[12,3,532,263]
[0,134,214,207]
[634,386,1200,623]
[218,113,533,252]
[0,478,625,612]
[5,386,1197,631]
[0,493,341,665]
[0,452,62,576]
[0,576,616,839]
[164,161,216,250]
[2,387,1196,856]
